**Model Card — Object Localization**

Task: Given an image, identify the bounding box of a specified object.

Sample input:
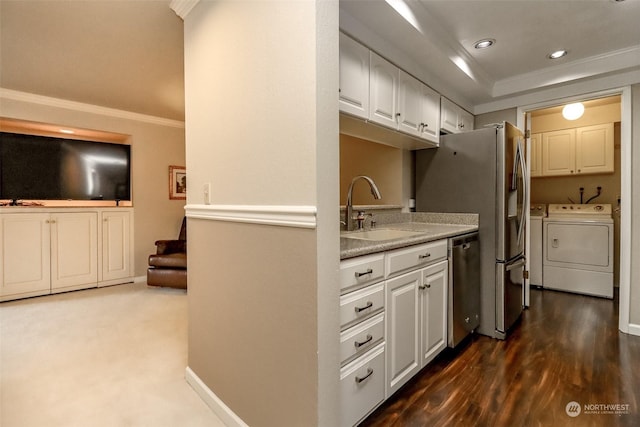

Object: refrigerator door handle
[515,138,528,248]
[506,257,526,272]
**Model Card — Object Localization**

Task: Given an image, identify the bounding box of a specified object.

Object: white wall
[183,1,339,426]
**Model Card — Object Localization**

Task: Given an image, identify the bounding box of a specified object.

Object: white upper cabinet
[338,33,440,149]
[420,85,440,143]
[369,52,399,129]
[538,123,613,177]
[339,34,370,119]
[542,129,575,176]
[440,97,474,134]
[576,123,614,175]
[529,133,542,178]
[397,71,423,137]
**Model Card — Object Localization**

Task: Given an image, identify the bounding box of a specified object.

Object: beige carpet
[0,282,225,427]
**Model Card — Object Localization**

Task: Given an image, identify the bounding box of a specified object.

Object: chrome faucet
[345,176,382,231]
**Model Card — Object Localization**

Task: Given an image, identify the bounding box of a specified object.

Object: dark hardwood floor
[360,288,640,427]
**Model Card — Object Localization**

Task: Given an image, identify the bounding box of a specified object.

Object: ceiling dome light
[474,39,495,49]
[548,50,568,59]
[562,102,585,120]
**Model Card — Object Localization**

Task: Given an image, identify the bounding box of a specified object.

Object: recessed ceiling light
[474,39,495,49]
[548,50,568,59]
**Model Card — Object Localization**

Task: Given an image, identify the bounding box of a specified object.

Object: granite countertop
[340,212,479,260]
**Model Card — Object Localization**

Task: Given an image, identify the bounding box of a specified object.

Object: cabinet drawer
[340,312,384,365]
[340,343,385,427]
[340,253,385,293]
[340,283,384,330]
[386,240,447,276]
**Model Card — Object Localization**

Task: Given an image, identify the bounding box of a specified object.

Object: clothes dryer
[543,204,613,298]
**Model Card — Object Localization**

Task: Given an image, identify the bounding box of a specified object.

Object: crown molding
[185,204,318,229]
[170,0,200,19]
[474,68,639,115]
[492,45,640,99]
[0,88,185,129]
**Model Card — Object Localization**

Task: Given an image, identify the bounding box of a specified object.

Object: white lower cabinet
[385,259,448,397]
[385,270,421,396]
[340,343,386,427]
[100,210,133,285]
[339,239,450,425]
[0,208,134,302]
[50,212,98,291]
[0,213,51,299]
[420,260,448,366]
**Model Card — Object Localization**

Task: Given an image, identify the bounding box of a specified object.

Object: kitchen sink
[341,229,424,241]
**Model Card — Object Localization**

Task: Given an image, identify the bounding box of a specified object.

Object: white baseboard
[627,323,640,337]
[185,367,249,427]
[133,275,147,283]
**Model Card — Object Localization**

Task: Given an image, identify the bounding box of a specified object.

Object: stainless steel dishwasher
[448,232,480,347]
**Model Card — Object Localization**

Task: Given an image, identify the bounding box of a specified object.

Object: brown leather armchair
[147,217,187,289]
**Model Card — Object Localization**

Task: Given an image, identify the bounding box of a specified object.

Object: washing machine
[529,204,546,287]
[543,204,613,298]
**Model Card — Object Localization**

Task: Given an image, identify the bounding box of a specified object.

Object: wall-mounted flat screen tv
[0,132,131,201]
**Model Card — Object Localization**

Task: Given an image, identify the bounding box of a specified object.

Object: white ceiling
[340,0,640,111]
[1,1,639,121]
[0,0,184,121]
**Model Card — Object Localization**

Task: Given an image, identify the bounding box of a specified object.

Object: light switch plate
[203,183,211,205]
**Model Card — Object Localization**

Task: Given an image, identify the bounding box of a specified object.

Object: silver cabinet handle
[355,368,374,384]
[418,253,431,259]
[354,269,373,278]
[354,334,373,348]
[354,301,373,313]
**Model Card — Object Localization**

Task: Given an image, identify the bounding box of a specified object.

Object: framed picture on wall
[169,165,186,200]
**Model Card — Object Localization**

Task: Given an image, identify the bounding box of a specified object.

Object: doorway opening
[518,87,632,334]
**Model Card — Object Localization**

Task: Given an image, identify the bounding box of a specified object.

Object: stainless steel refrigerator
[415,122,527,339]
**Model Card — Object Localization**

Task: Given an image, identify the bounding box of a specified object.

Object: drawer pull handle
[354,301,373,313]
[355,269,373,278]
[354,334,373,348]
[418,253,431,259]
[355,368,374,384]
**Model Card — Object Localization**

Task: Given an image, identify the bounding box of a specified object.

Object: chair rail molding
[185,204,317,229]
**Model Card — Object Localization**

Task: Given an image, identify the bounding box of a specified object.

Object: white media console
[0,207,134,302]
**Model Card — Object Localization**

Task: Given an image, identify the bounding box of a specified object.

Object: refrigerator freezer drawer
[495,257,524,339]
